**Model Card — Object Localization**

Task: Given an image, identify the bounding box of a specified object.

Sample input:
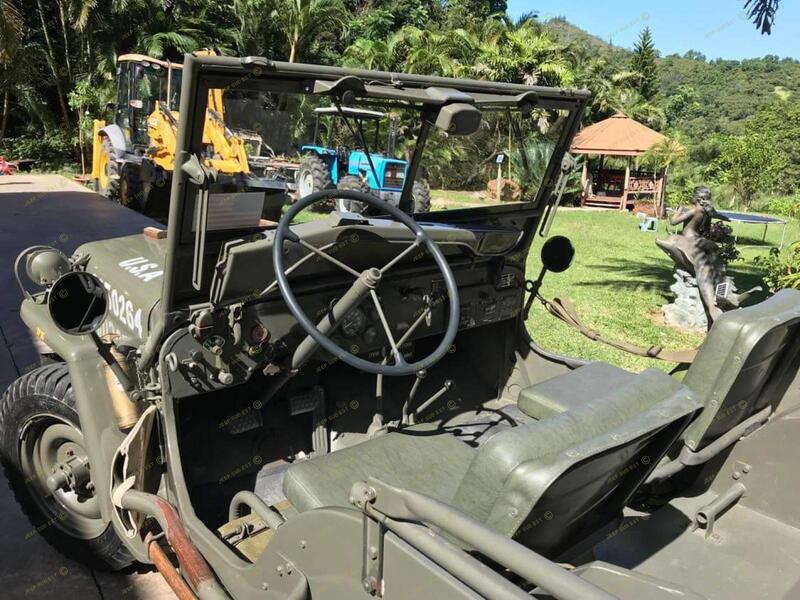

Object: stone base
[661,269,708,331]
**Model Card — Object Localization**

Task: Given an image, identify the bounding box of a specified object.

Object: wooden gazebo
[571,113,668,213]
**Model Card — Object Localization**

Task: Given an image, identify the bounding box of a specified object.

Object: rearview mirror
[435,103,482,136]
[48,272,108,336]
[541,235,575,273]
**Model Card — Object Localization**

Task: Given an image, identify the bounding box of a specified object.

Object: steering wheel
[273,189,460,376]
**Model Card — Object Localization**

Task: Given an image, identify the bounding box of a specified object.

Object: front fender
[18,300,145,560]
[99,123,128,157]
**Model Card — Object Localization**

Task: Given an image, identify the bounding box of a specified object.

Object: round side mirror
[541,235,575,274]
[48,272,108,336]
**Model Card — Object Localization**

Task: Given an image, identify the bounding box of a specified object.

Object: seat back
[450,370,700,559]
[682,289,800,452]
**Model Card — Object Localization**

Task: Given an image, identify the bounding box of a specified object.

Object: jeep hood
[76,233,167,345]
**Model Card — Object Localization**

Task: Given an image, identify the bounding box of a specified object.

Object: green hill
[544,17,800,139]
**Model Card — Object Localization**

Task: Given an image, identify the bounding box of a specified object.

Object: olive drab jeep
[3,54,800,600]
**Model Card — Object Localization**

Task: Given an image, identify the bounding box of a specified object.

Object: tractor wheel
[119,165,144,212]
[95,138,121,202]
[0,364,133,571]
[412,179,432,213]
[297,154,332,205]
[336,175,371,213]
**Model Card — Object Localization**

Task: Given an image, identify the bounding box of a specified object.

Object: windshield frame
[160,54,589,315]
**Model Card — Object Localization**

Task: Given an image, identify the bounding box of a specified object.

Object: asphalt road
[0,175,173,598]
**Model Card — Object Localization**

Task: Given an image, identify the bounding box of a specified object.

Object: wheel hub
[46,448,92,494]
[299,171,315,197]
[20,415,104,538]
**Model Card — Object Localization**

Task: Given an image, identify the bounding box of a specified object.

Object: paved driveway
[0,175,173,598]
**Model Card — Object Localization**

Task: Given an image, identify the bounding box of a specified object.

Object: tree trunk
[0,89,8,143]
[57,0,73,83]
[35,0,71,127]
[289,41,297,63]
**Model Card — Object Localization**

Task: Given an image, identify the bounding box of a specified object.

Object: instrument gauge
[340,308,367,338]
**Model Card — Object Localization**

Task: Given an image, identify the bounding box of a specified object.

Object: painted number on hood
[119,257,163,282]
[110,288,144,339]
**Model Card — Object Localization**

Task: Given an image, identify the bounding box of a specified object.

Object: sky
[507,0,800,60]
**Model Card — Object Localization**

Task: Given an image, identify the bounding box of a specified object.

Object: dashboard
[163,216,527,398]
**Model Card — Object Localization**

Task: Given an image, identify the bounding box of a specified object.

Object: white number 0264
[109,287,143,339]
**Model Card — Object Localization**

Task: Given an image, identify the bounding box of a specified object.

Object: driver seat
[283,369,699,559]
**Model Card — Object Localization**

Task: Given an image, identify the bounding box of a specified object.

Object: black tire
[296,154,332,208]
[96,138,121,202]
[412,179,432,213]
[336,175,371,213]
[0,364,133,570]
[119,164,144,212]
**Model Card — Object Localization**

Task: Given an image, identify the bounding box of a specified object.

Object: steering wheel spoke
[369,290,404,362]
[295,238,361,278]
[381,237,423,274]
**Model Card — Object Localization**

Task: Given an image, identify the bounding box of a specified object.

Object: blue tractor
[296,106,431,213]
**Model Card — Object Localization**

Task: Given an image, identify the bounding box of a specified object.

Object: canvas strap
[540,295,698,363]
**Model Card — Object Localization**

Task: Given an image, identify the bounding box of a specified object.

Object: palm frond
[744,0,781,34]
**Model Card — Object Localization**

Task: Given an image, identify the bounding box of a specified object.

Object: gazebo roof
[570,112,666,157]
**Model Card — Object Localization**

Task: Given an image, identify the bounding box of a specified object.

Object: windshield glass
[161,60,586,311]
[203,84,568,223]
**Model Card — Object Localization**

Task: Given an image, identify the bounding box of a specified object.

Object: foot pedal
[224,406,264,435]
[289,386,328,455]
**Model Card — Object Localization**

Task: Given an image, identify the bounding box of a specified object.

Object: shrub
[707,221,740,264]
[754,241,800,293]
[763,195,800,218]
[0,131,76,165]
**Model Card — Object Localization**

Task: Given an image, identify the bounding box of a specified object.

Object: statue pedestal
[662,269,708,331]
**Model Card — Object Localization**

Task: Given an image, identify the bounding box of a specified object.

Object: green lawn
[526,209,798,372]
[285,191,798,373]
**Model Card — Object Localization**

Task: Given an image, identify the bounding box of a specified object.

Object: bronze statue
[657,186,758,326]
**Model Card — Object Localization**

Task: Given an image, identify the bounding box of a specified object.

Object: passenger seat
[517,289,800,478]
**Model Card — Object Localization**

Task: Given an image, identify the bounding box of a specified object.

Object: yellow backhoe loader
[91,52,286,221]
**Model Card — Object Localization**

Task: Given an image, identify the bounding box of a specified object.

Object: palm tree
[111,0,200,59]
[612,89,666,131]
[271,0,347,63]
[0,0,23,141]
[0,0,23,64]
[342,37,398,71]
[473,20,573,86]
[639,136,687,173]
[745,0,780,34]
[574,56,639,122]
[393,26,474,76]
[232,0,276,56]
[33,0,72,126]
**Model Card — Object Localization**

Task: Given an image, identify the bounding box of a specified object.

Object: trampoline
[717,211,789,249]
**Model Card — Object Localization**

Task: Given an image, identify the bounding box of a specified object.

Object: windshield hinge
[181,154,218,290]
[539,153,577,237]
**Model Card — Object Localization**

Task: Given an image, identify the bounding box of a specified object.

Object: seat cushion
[455,368,695,535]
[283,431,476,513]
[517,362,636,420]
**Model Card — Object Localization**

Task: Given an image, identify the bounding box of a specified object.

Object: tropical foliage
[754,241,800,292]
[713,132,788,209]
[0,0,797,213]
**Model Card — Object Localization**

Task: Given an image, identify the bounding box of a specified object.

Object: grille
[383,164,406,189]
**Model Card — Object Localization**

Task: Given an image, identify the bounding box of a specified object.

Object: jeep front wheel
[0,364,132,570]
